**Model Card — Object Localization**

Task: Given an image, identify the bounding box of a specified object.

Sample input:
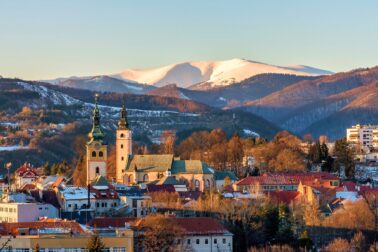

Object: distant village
[0,97,377,252]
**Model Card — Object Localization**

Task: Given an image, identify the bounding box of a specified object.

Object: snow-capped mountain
[113,58,332,89]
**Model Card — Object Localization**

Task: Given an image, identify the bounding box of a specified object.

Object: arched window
[206,179,211,189]
[92,151,96,157]
[143,174,149,182]
[99,151,103,157]
[95,167,100,174]
[195,180,200,191]
[121,144,124,149]
[121,156,124,161]
[120,133,125,138]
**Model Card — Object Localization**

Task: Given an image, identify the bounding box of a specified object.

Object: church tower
[116,103,132,184]
[86,94,107,185]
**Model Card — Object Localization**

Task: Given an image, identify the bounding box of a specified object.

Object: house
[90,175,120,214]
[14,163,39,189]
[0,220,134,252]
[136,217,233,252]
[57,186,95,212]
[234,172,340,193]
[88,216,233,252]
[214,171,238,192]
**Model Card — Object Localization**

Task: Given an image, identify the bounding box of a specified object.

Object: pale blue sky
[1,0,377,80]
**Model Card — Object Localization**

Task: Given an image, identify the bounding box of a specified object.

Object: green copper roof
[214,171,238,181]
[88,94,105,142]
[91,175,109,187]
[171,160,213,174]
[125,154,174,172]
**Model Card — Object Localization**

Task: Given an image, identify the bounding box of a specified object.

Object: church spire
[88,94,105,142]
[118,101,129,129]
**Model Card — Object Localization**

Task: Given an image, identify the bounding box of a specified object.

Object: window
[214,238,218,244]
[223,238,226,244]
[205,239,208,244]
[99,151,103,157]
[187,239,191,244]
[113,248,126,252]
[195,180,200,191]
[96,203,100,207]
[143,174,149,182]
[121,156,124,161]
[121,144,124,149]
[92,151,96,157]
[68,204,72,208]
[96,167,100,174]
[120,133,125,138]
[196,239,200,244]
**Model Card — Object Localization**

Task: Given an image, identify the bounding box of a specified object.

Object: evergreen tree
[275,205,294,244]
[42,162,51,176]
[334,137,355,178]
[87,232,105,252]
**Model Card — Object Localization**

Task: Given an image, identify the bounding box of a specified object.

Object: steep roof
[171,160,213,174]
[173,217,231,235]
[126,154,173,172]
[266,191,301,204]
[15,163,38,177]
[87,217,136,229]
[214,171,238,181]
[91,175,109,187]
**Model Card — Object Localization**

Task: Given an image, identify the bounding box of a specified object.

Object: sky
[1,0,377,80]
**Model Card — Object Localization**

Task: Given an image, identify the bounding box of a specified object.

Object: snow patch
[243,129,260,137]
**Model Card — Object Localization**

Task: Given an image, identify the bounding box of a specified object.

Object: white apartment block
[0,202,58,222]
[347,124,378,151]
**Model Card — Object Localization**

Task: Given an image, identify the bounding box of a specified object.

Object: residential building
[57,186,95,212]
[0,220,133,252]
[234,172,339,193]
[89,216,233,252]
[14,163,39,189]
[347,124,378,151]
[90,175,120,214]
[214,171,238,192]
[0,202,58,222]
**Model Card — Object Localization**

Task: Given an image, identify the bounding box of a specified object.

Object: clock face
[95,143,101,150]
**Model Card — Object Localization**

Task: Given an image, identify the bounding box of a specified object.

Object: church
[86,95,215,192]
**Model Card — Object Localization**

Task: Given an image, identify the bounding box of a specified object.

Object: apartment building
[347,124,378,151]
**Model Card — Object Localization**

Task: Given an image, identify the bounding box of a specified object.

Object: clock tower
[86,94,107,185]
[116,103,132,184]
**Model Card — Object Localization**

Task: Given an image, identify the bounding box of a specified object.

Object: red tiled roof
[266,191,301,204]
[0,220,85,236]
[15,163,38,177]
[89,184,119,200]
[87,217,137,228]
[236,172,339,186]
[173,218,230,235]
[340,181,357,191]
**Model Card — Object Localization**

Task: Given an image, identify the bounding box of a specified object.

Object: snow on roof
[60,187,95,200]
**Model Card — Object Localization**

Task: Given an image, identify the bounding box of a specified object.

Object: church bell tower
[116,103,132,184]
[86,94,107,185]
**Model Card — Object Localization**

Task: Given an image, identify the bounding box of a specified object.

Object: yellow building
[0,220,133,252]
